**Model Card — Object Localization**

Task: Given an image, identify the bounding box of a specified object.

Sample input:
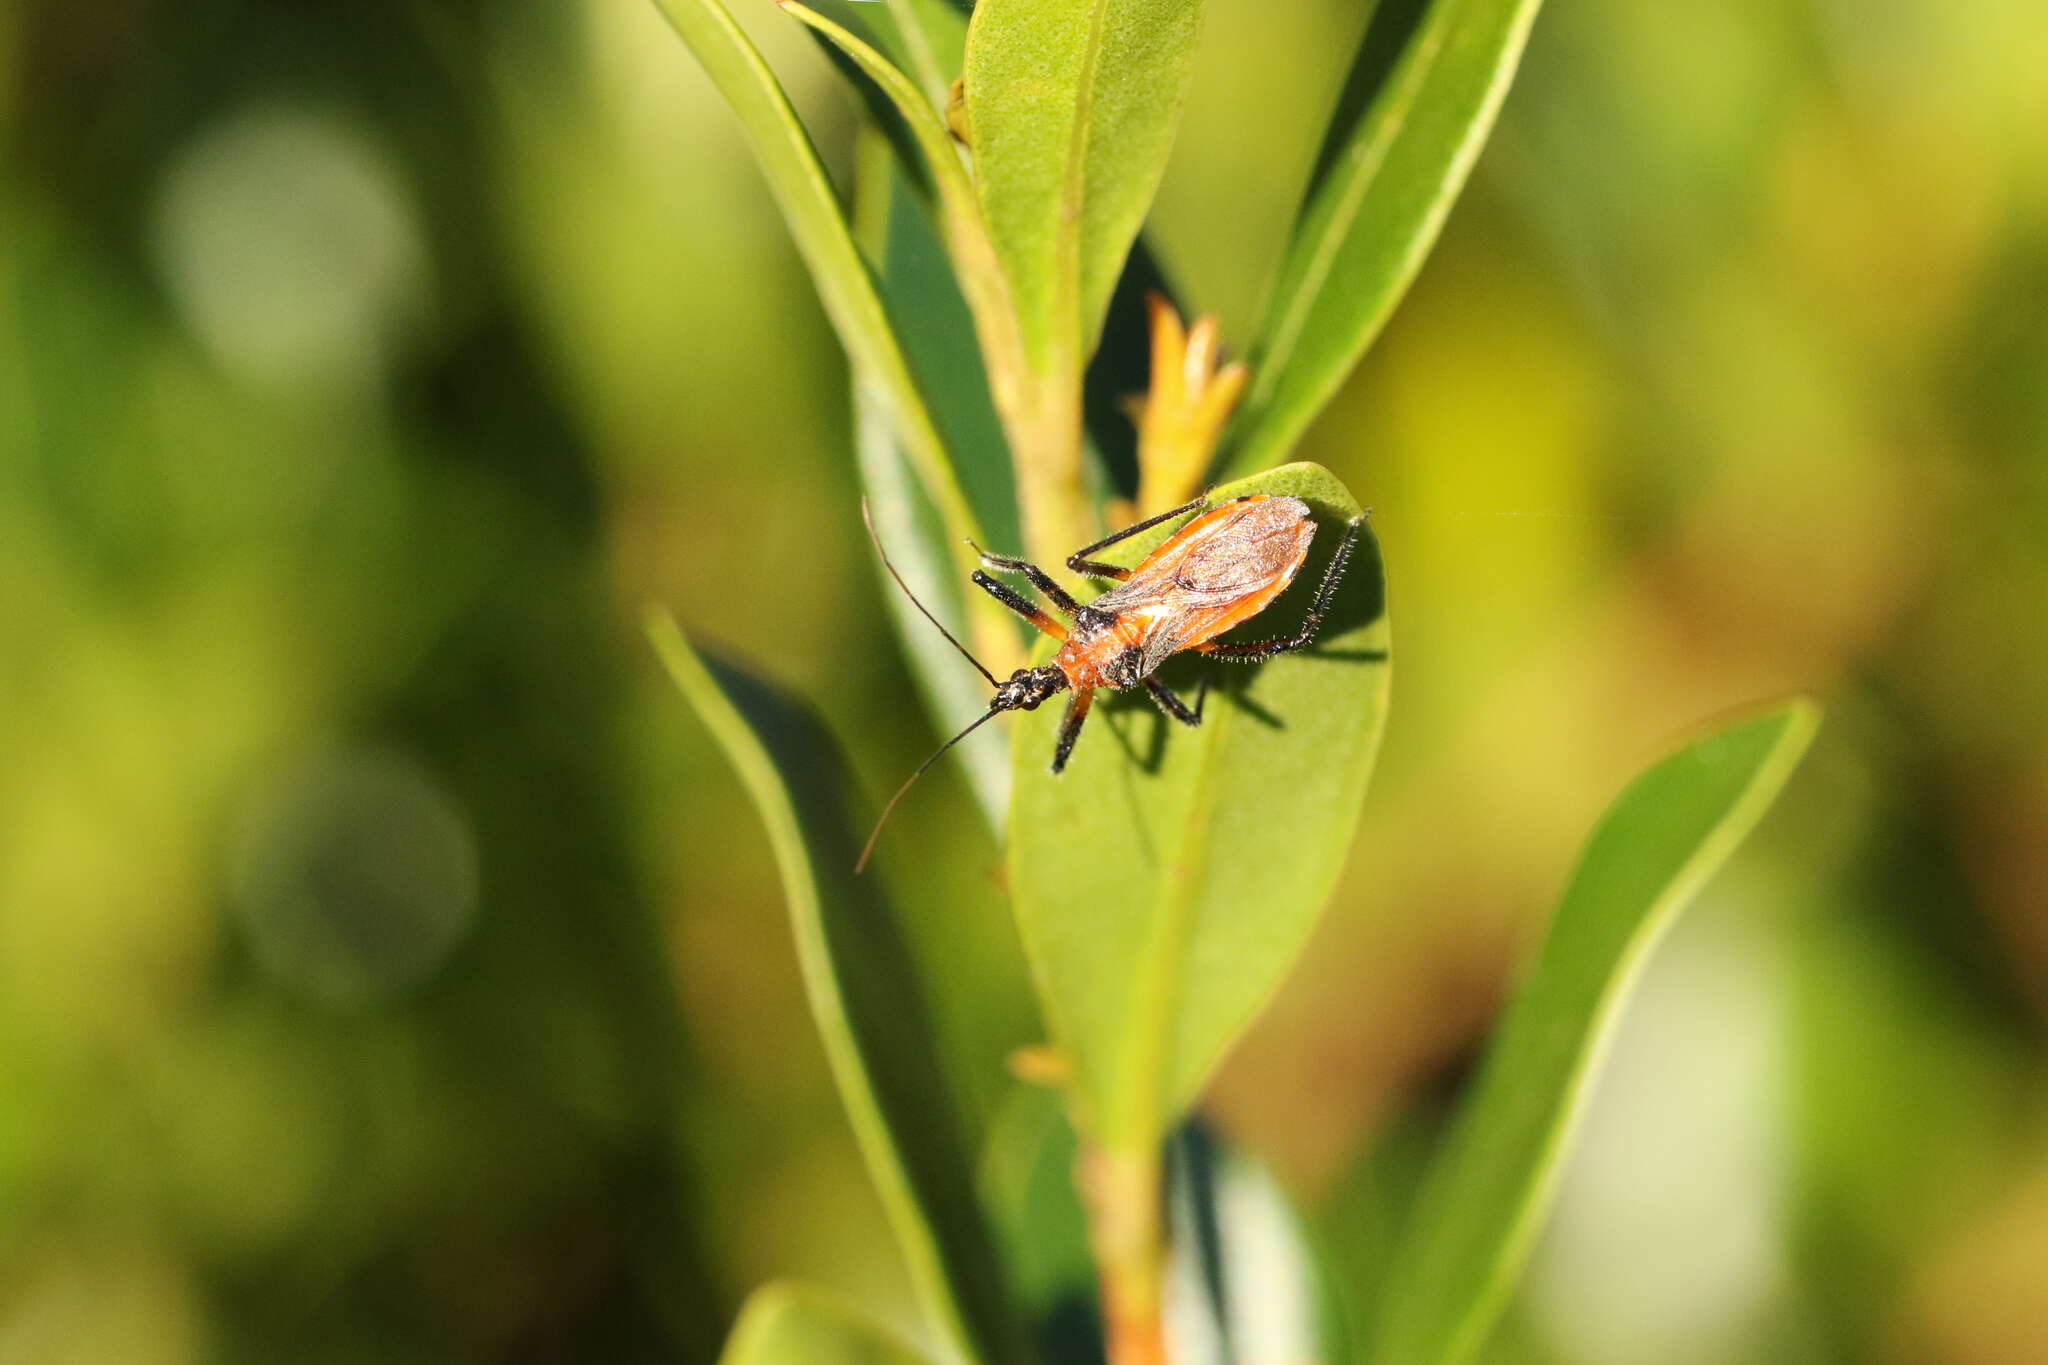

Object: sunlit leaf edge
[1366,697,1820,1365]
[649,612,1026,1365]
[1226,0,1545,478]
[649,0,988,571]
[722,1281,933,1365]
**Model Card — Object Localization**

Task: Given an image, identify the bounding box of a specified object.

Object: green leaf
[804,0,970,112]
[855,378,1013,827]
[852,134,1021,826]
[1225,0,1545,477]
[884,0,970,106]
[721,1283,931,1365]
[1366,700,1820,1365]
[854,132,1024,560]
[661,0,1024,767]
[1006,462,1391,1149]
[648,0,987,569]
[803,2,943,197]
[650,615,1026,1365]
[778,1,1032,434]
[1310,1104,1448,1363]
[978,1085,1097,1338]
[962,0,1202,371]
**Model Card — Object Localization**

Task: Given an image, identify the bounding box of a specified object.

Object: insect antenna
[860,498,997,686]
[855,706,1001,874]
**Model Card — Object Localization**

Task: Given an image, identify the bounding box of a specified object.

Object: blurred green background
[4,0,2046,1360]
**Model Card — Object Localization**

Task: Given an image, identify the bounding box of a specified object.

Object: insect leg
[971,571,1068,641]
[1051,688,1095,773]
[967,542,1081,615]
[1143,677,1201,728]
[1200,515,1364,662]
[1065,496,1208,580]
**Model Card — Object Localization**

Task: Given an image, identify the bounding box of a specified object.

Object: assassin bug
[856,494,1365,871]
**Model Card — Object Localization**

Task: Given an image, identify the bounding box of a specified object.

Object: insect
[856,494,1364,870]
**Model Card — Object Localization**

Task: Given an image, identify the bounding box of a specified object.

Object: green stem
[1003,376,1097,580]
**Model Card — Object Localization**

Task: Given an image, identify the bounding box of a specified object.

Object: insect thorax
[1058,604,1149,691]
[1099,646,1146,689]
[1071,604,1115,637]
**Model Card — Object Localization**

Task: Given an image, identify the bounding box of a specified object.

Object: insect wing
[1170,502,1311,597]
[1136,602,1232,677]
[1135,501,1315,675]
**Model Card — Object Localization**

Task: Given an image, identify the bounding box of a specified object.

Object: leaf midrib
[1110,676,1238,1148]
[1051,0,1117,374]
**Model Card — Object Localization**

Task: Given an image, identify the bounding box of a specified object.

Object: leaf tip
[1783,691,1824,728]
[1743,693,1825,757]
[643,605,707,702]
[643,603,684,657]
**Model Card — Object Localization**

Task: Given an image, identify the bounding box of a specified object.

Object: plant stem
[999,374,1097,581]
[1081,1142,1169,1365]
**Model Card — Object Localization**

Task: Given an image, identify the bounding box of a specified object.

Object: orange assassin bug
[856,494,1365,870]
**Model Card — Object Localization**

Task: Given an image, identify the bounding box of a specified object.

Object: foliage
[720,1284,930,1365]
[653,0,1823,1360]
[37,0,2048,1360]
[651,618,1026,1365]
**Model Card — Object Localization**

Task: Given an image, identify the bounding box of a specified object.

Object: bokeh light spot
[150,105,426,393]
[232,749,479,1007]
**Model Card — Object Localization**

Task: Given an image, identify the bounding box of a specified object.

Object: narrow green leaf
[660,0,1025,749]
[1006,463,1391,1149]
[886,0,969,107]
[853,134,1019,825]
[803,0,968,112]
[650,615,1026,1365]
[804,2,941,197]
[722,1283,931,1365]
[779,1,1031,425]
[1367,700,1821,1365]
[648,0,987,566]
[1226,0,1545,477]
[855,379,1012,826]
[854,132,1023,558]
[962,0,1202,370]
[794,1,962,194]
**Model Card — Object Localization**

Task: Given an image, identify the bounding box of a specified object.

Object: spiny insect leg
[1201,515,1364,663]
[1051,688,1095,773]
[1143,677,1202,728]
[968,542,1081,615]
[1065,496,1208,580]
[971,571,1068,640]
